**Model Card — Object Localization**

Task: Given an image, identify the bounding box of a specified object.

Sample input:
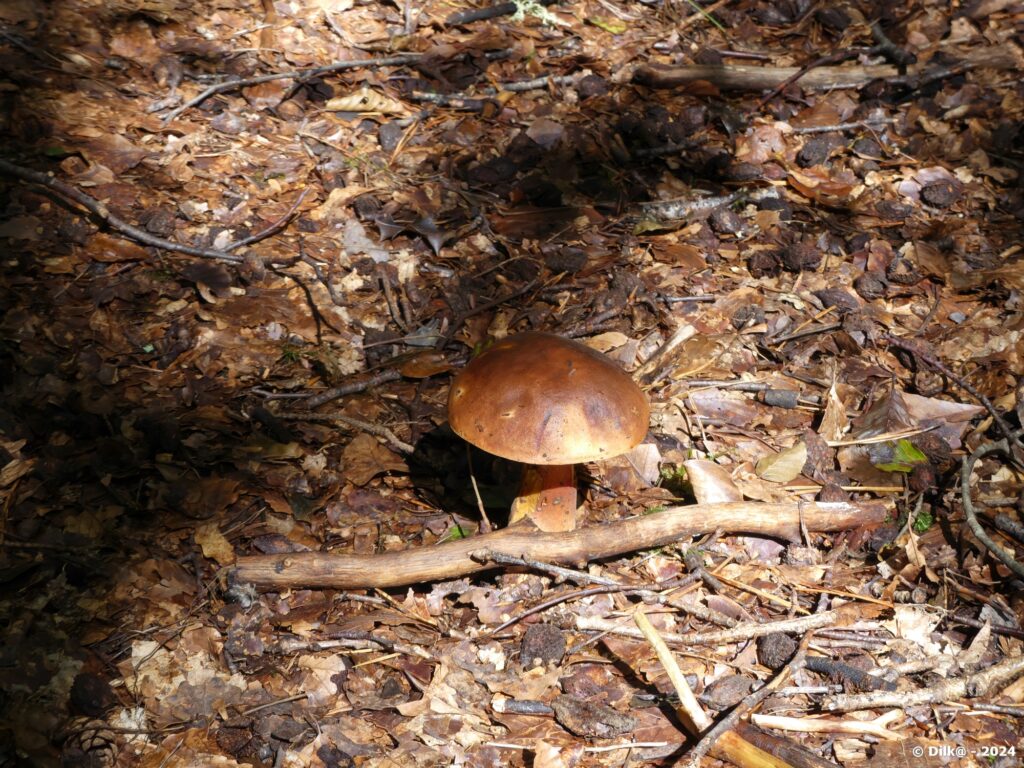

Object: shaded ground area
[1,0,1023,766]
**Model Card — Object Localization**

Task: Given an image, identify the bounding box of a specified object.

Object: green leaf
[588,17,628,34]
[440,523,471,542]
[874,439,928,473]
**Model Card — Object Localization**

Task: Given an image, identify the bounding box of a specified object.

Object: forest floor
[1,0,1023,766]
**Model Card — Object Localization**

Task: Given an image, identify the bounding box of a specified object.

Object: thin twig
[791,118,896,135]
[472,549,622,586]
[752,709,904,740]
[824,654,1024,712]
[0,158,245,264]
[961,438,1024,579]
[378,265,409,333]
[577,610,840,646]
[882,333,1018,444]
[487,576,703,636]
[678,0,730,32]
[162,54,425,123]
[304,369,404,408]
[755,48,865,110]
[276,410,414,454]
[869,21,916,69]
[226,187,312,251]
[465,446,494,534]
[299,253,347,307]
[634,607,712,733]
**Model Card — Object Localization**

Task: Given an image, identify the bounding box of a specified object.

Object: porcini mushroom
[447,332,650,532]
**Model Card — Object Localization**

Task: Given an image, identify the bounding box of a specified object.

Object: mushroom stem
[510,464,578,532]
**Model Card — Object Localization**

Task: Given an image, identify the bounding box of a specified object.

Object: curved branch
[232,500,888,590]
[961,437,1024,579]
[0,158,245,264]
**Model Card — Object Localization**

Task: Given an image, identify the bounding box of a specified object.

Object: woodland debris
[635,45,1021,90]
[233,500,887,589]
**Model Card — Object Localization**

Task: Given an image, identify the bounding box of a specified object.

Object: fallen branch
[0,158,246,265]
[823,654,1024,712]
[162,53,424,123]
[577,609,842,647]
[232,500,887,590]
[961,438,1024,579]
[634,45,1021,91]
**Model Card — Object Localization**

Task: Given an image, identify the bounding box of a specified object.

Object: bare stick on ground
[0,158,245,264]
[161,54,425,123]
[823,654,1024,712]
[961,438,1024,579]
[578,610,842,647]
[232,500,888,590]
[681,644,810,768]
[634,46,1021,91]
[634,609,793,768]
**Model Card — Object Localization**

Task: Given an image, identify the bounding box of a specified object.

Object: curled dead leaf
[326,87,407,115]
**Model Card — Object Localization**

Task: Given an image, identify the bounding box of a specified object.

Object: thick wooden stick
[232,501,886,590]
[634,46,1021,90]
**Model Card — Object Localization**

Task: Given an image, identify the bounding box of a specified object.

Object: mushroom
[447,332,650,532]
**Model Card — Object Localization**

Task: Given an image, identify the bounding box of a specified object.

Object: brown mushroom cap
[448,332,650,465]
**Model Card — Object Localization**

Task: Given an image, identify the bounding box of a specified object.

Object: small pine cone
[63,717,117,768]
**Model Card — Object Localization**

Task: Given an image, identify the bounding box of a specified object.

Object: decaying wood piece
[233,500,887,590]
[634,45,1021,91]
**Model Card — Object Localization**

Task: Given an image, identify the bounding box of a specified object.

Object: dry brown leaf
[684,459,743,503]
[397,350,453,378]
[788,166,861,206]
[0,456,34,487]
[181,477,241,519]
[819,382,849,443]
[342,433,408,486]
[310,185,373,221]
[194,522,235,565]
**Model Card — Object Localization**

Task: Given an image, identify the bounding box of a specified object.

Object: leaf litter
[1,0,1023,766]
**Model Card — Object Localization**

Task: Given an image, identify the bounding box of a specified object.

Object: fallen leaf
[194,522,235,565]
[755,441,808,483]
[342,433,408,486]
[685,459,743,503]
[310,186,372,222]
[326,87,407,115]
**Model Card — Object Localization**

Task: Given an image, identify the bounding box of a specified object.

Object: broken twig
[634,46,1020,91]
[0,158,246,264]
[823,654,1024,712]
